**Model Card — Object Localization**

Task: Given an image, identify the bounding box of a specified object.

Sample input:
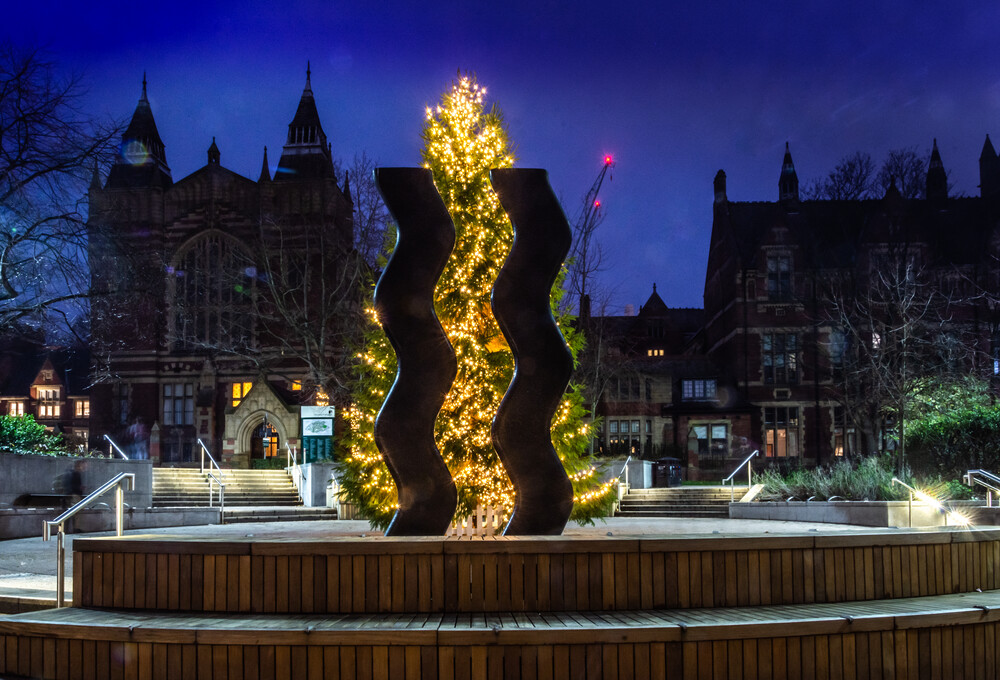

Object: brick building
[594,137,1000,476]
[87,70,354,466]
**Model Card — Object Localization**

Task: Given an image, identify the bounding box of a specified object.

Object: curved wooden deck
[2,528,999,678]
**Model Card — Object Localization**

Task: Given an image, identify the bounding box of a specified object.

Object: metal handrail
[286,442,297,468]
[892,477,969,527]
[611,456,632,513]
[723,449,759,501]
[964,469,1000,507]
[103,434,129,460]
[198,439,226,515]
[43,472,135,608]
[615,455,633,487]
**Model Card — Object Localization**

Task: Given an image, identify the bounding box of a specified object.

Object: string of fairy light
[342,76,615,527]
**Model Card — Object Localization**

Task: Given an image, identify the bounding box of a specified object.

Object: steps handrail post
[56,528,65,608]
[723,450,759,502]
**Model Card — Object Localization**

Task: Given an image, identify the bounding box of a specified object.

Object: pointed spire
[779,142,799,202]
[926,138,948,202]
[981,134,996,161]
[714,169,727,205]
[982,134,1000,200]
[342,170,351,201]
[259,146,271,182]
[207,137,220,165]
[276,66,334,180]
[107,74,171,188]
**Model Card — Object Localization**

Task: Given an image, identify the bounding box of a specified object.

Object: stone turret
[275,63,335,181]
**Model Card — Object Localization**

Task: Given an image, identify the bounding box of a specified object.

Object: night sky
[6,1,1000,311]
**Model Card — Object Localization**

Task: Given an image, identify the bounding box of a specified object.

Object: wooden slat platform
[3,591,1000,679]
[72,528,1000,613]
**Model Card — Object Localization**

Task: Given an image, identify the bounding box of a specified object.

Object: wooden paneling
[70,531,1000,615]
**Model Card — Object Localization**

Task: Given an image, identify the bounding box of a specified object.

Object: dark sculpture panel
[489,168,575,535]
[373,167,458,536]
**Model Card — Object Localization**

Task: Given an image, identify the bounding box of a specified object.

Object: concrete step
[223,508,339,523]
[615,509,730,518]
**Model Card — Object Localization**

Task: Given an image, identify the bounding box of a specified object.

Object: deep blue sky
[7,1,1000,311]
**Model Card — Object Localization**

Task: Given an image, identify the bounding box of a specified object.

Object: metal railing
[197,439,226,514]
[613,456,632,512]
[723,449,759,502]
[892,477,969,527]
[43,472,135,608]
[964,469,1000,507]
[103,434,129,460]
[286,442,297,468]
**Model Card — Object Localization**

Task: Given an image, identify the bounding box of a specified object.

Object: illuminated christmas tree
[340,75,615,529]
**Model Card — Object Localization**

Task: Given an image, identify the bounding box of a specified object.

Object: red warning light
[594,200,601,208]
[604,155,613,165]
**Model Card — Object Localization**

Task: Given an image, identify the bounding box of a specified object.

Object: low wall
[288,462,338,507]
[0,452,153,510]
[599,458,654,489]
[729,500,982,527]
[0,506,220,540]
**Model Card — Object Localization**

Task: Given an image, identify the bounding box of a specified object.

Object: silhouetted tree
[0,43,118,334]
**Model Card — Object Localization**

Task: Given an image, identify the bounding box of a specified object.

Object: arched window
[170,232,255,348]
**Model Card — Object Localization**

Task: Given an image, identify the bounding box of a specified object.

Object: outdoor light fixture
[891,477,969,526]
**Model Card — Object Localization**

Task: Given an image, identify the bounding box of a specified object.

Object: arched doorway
[249,420,280,460]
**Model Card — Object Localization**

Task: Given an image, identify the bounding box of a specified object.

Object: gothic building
[698,138,1000,470]
[594,136,1000,477]
[87,70,354,466]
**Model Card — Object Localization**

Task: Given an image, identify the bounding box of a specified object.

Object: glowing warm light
[604,154,613,165]
[339,75,616,529]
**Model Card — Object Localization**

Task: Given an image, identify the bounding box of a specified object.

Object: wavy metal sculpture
[373,168,458,536]
[489,168,575,535]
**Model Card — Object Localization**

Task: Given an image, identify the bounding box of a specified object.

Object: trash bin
[654,457,683,488]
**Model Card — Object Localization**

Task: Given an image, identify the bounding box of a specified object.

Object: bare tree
[804,151,877,200]
[335,152,392,269]
[0,44,118,335]
[876,147,926,199]
[822,250,970,468]
[805,148,929,202]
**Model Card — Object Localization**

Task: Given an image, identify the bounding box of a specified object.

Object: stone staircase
[152,468,303,508]
[615,485,748,518]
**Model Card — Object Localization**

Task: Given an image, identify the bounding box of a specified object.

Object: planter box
[730,500,980,527]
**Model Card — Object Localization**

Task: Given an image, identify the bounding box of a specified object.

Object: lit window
[9,402,24,416]
[765,407,800,458]
[75,400,90,417]
[291,379,302,391]
[646,349,665,357]
[232,381,254,407]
